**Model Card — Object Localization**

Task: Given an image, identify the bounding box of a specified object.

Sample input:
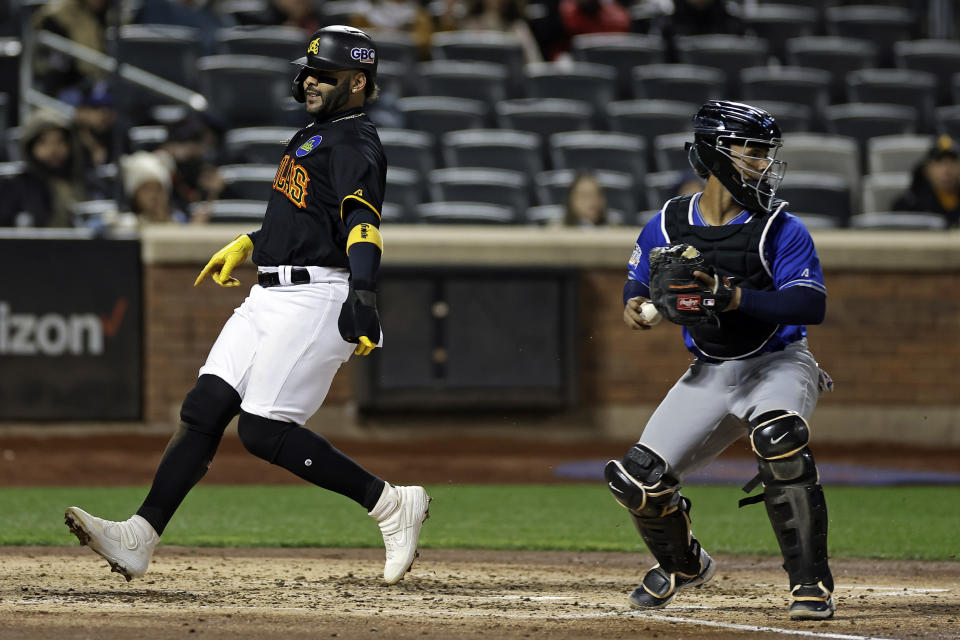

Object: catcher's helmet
[687,100,786,213]
[291,25,378,102]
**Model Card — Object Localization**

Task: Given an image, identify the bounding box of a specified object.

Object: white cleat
[368,485,431,584]
[64,507,159,581]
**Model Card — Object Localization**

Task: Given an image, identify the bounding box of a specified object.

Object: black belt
[258,268,312,288]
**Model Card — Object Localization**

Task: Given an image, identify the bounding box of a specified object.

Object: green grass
[1,485,957,561]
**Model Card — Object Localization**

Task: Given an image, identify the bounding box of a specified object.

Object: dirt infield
[2,547,958,640]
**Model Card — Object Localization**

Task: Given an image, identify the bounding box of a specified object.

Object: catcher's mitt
[648,244,734,326]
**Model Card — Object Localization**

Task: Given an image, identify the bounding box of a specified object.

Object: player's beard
[306,80,352,121]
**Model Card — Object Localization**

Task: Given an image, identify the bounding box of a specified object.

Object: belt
[258,268,312,288]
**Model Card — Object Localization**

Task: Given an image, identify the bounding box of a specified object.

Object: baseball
[641,301,662,326]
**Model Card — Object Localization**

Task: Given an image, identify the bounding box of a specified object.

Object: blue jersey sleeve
[626,212,669,288]
[768,214,827,294]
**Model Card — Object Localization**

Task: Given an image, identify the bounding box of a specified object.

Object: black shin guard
[632,498,702,575]
[237,411,385,510]
[764,483,832,590]
[136,375,241,535]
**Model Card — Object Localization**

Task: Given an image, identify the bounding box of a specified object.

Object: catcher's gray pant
[639,339,821,481]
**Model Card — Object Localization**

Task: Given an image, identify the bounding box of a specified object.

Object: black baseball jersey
[250,107,386,268]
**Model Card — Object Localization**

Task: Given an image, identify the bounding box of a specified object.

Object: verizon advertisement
[0,238,141,420]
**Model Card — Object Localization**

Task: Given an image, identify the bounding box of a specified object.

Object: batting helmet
[291,25,378,103]
[686,100,786,213]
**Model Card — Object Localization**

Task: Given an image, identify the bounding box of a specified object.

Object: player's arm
[622,215,665,331]
[338,206,382,356]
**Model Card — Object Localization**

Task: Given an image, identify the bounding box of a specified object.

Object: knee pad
[237,411,296,463]
[605,444,681,518]
[750,411,818,486]
[180,374,242,435]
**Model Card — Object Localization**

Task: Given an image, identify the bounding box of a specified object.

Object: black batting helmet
[291,25,378,102]
[687,100,787,213]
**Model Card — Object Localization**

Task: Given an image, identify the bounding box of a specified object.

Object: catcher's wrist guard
[648,244,733,326]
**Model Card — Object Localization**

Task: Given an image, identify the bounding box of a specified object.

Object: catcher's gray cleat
[628,546,715,609]
[368,485,431,584]
[64,507,159,581]
[789,582,836,620]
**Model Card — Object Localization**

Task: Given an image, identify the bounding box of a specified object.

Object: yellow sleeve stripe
[340,194,381,221]
[346,223,383,256]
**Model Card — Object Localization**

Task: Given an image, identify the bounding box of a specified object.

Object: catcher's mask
[686,100,786,214]
[291,25,378,103]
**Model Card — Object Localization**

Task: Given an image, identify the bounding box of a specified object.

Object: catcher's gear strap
[604,445,680,517]
[765,483,833,590]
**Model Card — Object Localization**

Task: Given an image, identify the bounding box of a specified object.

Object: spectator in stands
[122,151,191,224]
[563,172,611,226]
[0,111,88,228]
[441,0,543,63]
[31,0,110,99]
[70,79,122,171]
[135,0,235,55]
[255,0,323,33]
[352,0,435,59]
[154,114,225,219]
[892,135,960,228]
[559,0,630,38]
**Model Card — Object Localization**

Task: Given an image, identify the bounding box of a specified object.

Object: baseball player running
[65,26,430,585]
[607,100,835,620]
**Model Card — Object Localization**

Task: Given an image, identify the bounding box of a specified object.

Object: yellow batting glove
[194,234,254,288]
[354,336,376,356]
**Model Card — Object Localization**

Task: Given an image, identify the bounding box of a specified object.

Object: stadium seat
[525,203,627,226]
[219,164,276,201]
[861,172,911,214]
[4,125,19,162]
[846,69,937,133]
[524,62,617,127]
[215,26,303,60]
[631,64,726,105]
[777,171,851,224]
[742,3,819,63]
[495,99,593,140]
[0,159,25,178]
[428,168,530,217]
[374,32,419,68]
[954,73,960,106]
[825,5,915,67]
[117,24,203,90]
[224,127,297,164]
[319,0,357,24]
[416,60,507,108]
[848,212,946,230]
[442,129,542,176]
[219,0,270,24]
[867,134,934,174]
[644,171,683,211]
[207,199,267,223]
[936,106,960,139]
[384,166,421,222]
[397,97,488,140]
[536,169,640,220]
[652,133,693,173]
[792,213,842,230]
[894,39,960,106]
[197,55,293,127]
[825,104,917,161]
[606,100,698,149]
[778,133,861,193]
[431,31,527,98]
[373,60,406,101]
[380,202,405,223]
[740,67,830,128]
[378,128,434,184]
[674,34,770,96]
[415,201,516,224]
[747,100,814,134]
[785,36,877,103]
[549,131,646,178]
[570,33,665,99]
[127,125,167,152]
[71,199,120,227]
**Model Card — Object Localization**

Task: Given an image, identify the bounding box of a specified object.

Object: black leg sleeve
[237,411,385,510]
[136,375,241,535]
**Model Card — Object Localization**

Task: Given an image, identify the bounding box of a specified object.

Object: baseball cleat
[64,507,159,581]
[368,485,431,584]
[789,582,836,620]
[628,546,715,609]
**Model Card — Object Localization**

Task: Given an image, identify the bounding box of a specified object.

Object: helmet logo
[308,38,320,54]
[350,47,375,63]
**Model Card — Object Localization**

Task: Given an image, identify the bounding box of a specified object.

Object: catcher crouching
[612,100,835,620]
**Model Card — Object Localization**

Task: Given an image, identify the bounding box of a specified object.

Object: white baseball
[640,301,662,326]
